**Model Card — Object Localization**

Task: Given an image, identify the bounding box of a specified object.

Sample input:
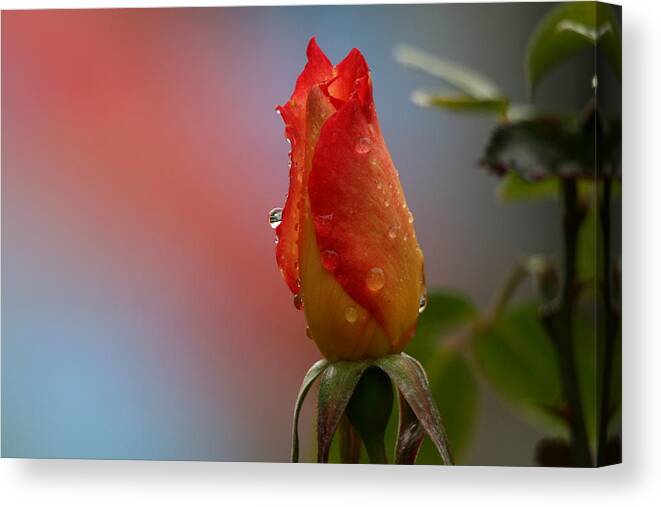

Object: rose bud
[272,38,426,361]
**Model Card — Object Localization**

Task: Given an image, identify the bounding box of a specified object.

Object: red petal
[308,81,425,348]
[275,38,333,293]
[325,48,369,107]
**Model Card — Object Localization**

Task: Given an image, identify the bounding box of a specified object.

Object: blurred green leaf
[406,290,477,361]
[527,2,621,92]
[395,45,503,98]
[410,90,508,115]
[481,116,596,181]
[416,350,478,463]
[497,172,560,202]
[471,302,563,415]
[395,45,509,115]
[403,290,478,462]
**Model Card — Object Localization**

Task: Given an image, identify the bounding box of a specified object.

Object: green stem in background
[548,180,592,467]
[487,261,528,323]
[345,367,393,464]
[559,180,592,466]
[597,177,617,466]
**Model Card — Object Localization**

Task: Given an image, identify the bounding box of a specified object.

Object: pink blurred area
[3,8,319,460]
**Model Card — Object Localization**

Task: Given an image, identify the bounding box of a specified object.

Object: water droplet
[269,207,283,229]
[371,159,378,167]
[407,210,414,224]
[403,233,409,242]
[418,293,428,314]
[345,306,358,323]
[376,182,383,191]
[293,293,304,310]
[274,237,279,245]
[355,137,372,154]
[388,225,398,240]
[384,200,390,208]
[366,267,385,292]
[314,214,334,238]
[320,249,339,271]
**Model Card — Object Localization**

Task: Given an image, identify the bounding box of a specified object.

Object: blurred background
[2,3,591,464]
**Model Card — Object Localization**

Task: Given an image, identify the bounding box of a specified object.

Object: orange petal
[308,74,425,352]
[275,37,333,294]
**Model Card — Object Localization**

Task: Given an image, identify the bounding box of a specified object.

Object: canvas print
[1,2,621,467]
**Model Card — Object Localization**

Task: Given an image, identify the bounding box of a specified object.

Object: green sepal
[316,361,370,463]
[394,391,425,464]
[346,367,394,464]
[376,353,454,465]
[291,359,328,463]
[338,416,361,464]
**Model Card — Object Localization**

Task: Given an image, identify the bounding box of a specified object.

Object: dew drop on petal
[355,137,372,154]
[345,306,358,323]
[320,249,339,271]
[384,200,390,208]
[418,293,428,314]
[293,292,304,310]
[376,182,383,191]
[403,233,409,242]
[388,225,398,240]
[269,207,283,229]
[408,210,414,224]
[366,267,385,292]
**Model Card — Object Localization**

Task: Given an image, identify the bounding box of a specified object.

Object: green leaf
[395,45,509,115]
[376,353,454,465]
[291,359,328,462]
[403,290,478,462]
[416,350,478,463]
[316,361,370,463]
[527,2,621,92]
[497,172,560,202]
[395,45,503,99]
[405,290,477,362]
[410,90,508,115]
[471,302,563,417]
[481,116,595,181]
